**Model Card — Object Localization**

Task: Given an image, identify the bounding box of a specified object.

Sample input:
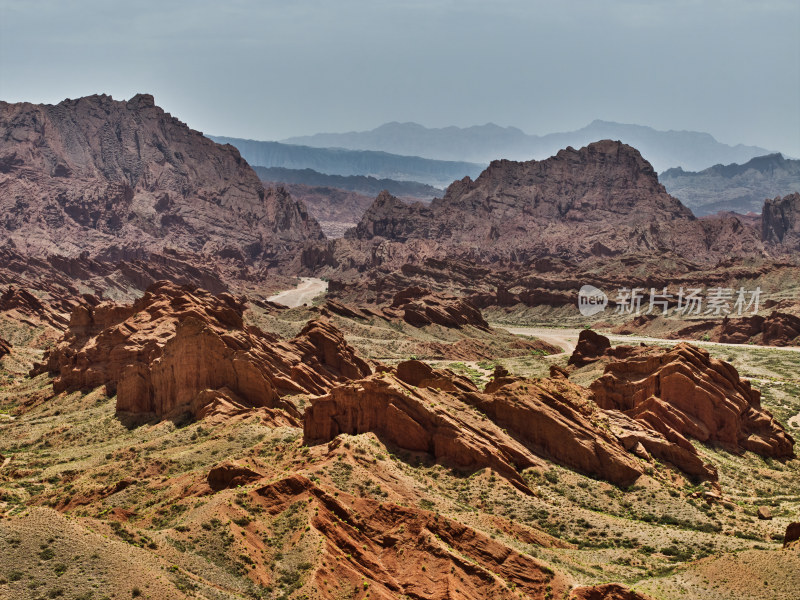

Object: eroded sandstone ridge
[303,358,735,489]
[384,286,489,329]
[590,342,794,458]
[0,336,10,358]
[34,281,370,419]
[249,474,572,600]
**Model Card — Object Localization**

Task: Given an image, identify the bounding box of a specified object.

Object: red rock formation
[207,461,263,491]
[249,474,571,600]
[305,362,662,488]
[603,410,717,481]
[463,377,644,486]
[784,522,800,547]
[34,281,370,419]
[569,583,655,600]
[591,343,794,459]
[0,285,70,328]
[395,359,476,392]
[303,372,542,491]
[569,329,612,366]
[717,311,800,346]
[0,94,323,277]
[386,286,489,329]
[0,336,10,358]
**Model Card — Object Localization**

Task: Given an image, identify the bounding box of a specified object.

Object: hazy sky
[2,0,799,155]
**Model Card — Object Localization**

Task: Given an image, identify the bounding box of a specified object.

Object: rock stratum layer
[384,286,489,329]
[590,342,794,459]
[34,281,370,419]
[304,357,730,489]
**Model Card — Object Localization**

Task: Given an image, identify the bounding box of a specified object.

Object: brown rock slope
[716,311,800,346]
[0,93,323,272]
[384,286,489,329]
[0,335,10,358]
[34,281,370,419]
[464,376,643,486]
[0,284,72,328]
[568,584,655,600]
[304,370,545,491]
[762,192,800,253]
[591,342,794,458]
[249,474,572,600]
[305,360,668,488]
[340,140,764,265]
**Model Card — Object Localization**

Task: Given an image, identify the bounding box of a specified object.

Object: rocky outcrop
[340,141,764,265]
[717,311,800,346]
[785,522,800,548]
[395,359,476,392]
[591,343,794,459]
[249,474,571,600]
[0,286,70,328]
[0,336,10,358]
[603,410,717,481]
[305,362,657,488]
[207,461,263,491]
[34,281,371,419]
[293,319,372,380]
[762,192,800,252]
[568,583,655,600]
[0,94,323,275]
[569,329,612,366]
[462,377,644,486]
[385,286,489,329]
[757,506,773,520]
[303,372,542,491]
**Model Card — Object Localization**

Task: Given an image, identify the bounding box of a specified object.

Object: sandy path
[267,277,328,308]
[501,327,580,353]
[496,325,800,354]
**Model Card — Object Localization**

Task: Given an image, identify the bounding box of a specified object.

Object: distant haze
[1,0,799,157]
[281,120,776,172]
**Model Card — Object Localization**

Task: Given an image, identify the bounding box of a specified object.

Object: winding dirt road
[267,277,328,308]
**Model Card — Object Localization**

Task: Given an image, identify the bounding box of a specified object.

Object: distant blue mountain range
[282,120,775,173]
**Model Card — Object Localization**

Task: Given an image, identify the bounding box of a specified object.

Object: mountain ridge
[209,135,484,188]
[334,139,765,267]
[282,120,775,172]
[660,153,800,215]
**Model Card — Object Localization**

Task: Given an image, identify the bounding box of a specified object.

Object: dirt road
[267,277,328,308]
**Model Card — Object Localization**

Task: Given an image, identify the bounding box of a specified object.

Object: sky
[1,0,799,156]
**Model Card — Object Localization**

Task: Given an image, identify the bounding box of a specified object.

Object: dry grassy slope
[1,315,799,599]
